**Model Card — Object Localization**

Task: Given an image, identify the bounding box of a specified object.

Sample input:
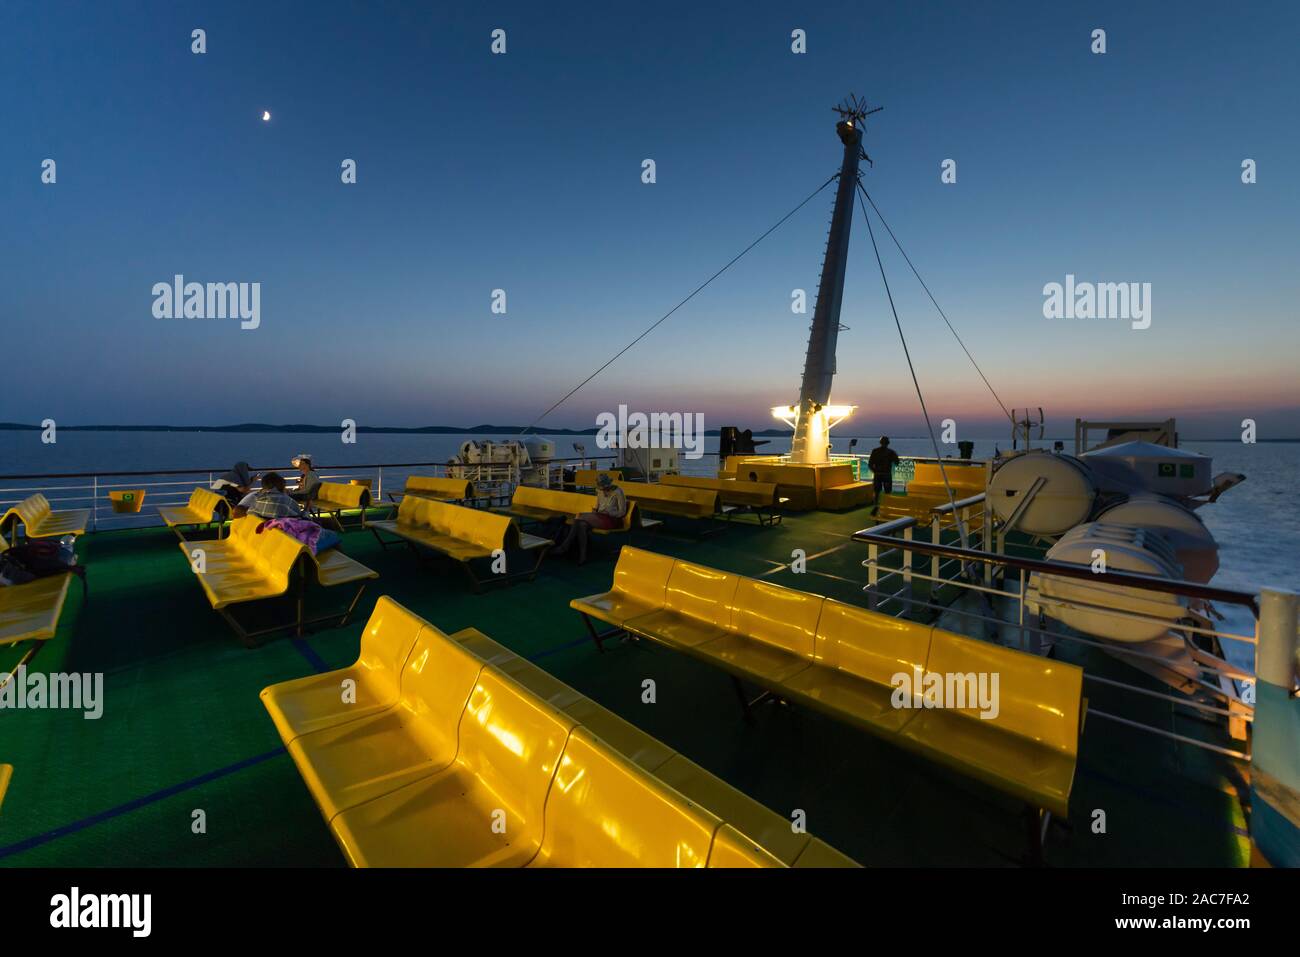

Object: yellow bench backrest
[661,474,778,505]
[513,485,594,514]
[15,494,51,525]
[314,481,367,508]
[226,516,307,587]
[663,561,740,628]
[400,626,486,759]
[911,462,986,493]
[457,671,575,839]
[190,487,225,515]
[406,475,473,499]
[539,728,717,867]
[611,547,676,607]
[623,483,719,512]
[813,599,933,688]
[397,497,512,552]
[573,469,622,487]
[729,578,821,661]
[925,629,1082,755]
[355,596,426,705]
[707,824,785,868]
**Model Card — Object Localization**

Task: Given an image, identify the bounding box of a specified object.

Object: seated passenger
[289,453,321,503]
[212,462,256,508]
[234,472,304,520]
[552,473,627,564]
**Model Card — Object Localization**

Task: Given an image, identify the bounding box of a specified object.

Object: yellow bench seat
[265,597,859,867]
[2,493,90,541]
[158,487,228,536]
[398,475,474,502]
[621,483,720,519]
[371,496,550,589]
[184,516,377,643]
[0,569,73,647]
[260,596,424,742]
[575,547,1084,821]
[329,668,576,867]
[450,627,677,773]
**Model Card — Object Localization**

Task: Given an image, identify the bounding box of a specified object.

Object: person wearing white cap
[289,453,321,503]
[552,473,626,565]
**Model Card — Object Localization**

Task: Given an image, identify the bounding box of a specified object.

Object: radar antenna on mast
[832,93,882,165]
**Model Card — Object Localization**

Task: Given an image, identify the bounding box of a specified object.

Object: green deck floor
[0,504,1252,867]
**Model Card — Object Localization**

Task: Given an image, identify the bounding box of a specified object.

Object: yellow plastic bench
[572,469,622,489]
[442,628,857,868]
[1,493,91,545]
[0,764,11,815]
[661,474,787,525]
[308,481,371,529]
[572,547,1085,826]
[0,539,74,653]
[370,496,550,590]
[390,475,475,506]
[260,595,422,743]
[819,480,872,510]
[263,598,859,868]
[501,485,655,541]
[182,515,377,645]
[621,482,722,520]
[158,487,230,539]
[504,485,595,524]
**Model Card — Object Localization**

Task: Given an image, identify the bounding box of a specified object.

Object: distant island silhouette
[0,422,794,437]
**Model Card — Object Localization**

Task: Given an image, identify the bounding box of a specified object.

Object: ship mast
[783,95,879,464]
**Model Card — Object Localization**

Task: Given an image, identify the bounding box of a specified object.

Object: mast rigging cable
[517,171,840,439]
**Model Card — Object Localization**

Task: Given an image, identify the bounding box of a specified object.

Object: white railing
[853,506,1266,759]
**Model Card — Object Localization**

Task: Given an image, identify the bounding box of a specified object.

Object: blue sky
[2,0,1296,437]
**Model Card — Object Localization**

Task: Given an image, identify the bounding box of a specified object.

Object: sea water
[0,430,1293,663]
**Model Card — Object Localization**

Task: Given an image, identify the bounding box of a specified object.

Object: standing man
[868,436,900,513]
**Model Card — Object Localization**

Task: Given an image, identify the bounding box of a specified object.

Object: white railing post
[902,526,914,615]
[1251,588,1300,866]
[865,543,879,610]
[91,475,98,532]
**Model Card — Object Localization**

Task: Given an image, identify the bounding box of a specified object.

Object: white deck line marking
[759,541,852,578]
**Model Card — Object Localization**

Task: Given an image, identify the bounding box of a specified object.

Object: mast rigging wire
[855,180,972,553]
[516,171,841,439]
[855,187,1014,428]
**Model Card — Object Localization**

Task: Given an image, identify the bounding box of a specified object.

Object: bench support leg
[581,612,624,653]
[730,676,774,723]
[1024,806,1050,867]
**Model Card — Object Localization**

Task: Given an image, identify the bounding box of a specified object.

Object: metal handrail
[852,526,1260,616]
[0,454,618,482]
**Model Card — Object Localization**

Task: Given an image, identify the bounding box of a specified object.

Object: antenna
[1011,408,1046,450]
[833,93,882,165]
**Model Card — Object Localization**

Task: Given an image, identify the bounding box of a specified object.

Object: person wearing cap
[553,473,627,564]
[289,454,321,503]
